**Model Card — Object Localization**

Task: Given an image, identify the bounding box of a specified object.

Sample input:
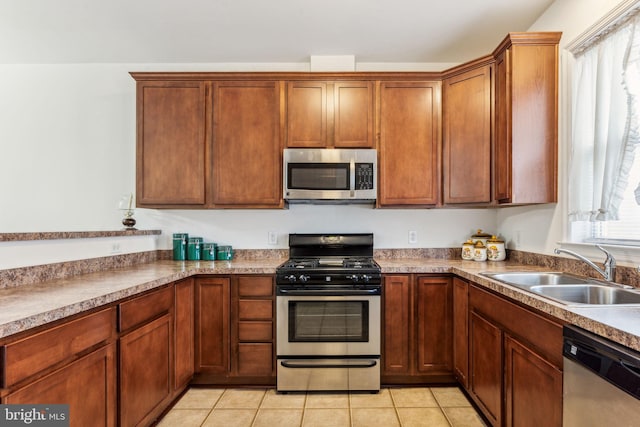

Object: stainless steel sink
[529,285,640,305]
[481,272,591,288]
[480,271,640,306]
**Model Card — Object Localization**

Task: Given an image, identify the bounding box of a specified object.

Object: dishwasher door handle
[620,360,640,378]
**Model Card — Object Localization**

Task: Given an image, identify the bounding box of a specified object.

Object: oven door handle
[280,360,378,369]
[276,288,381,296]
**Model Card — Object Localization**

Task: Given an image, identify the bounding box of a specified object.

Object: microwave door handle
[350,159,355,197]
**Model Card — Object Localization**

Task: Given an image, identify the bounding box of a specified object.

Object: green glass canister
[202,243,218,261]
[216,245,234,260]
[187,237,203,260]
[172,233,188,261]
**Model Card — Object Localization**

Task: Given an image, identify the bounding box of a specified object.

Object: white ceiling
[0,0,555,65]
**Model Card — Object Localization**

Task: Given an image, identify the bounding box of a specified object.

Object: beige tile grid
[156,387,487,427]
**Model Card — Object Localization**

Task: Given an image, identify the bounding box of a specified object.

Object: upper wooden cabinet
[493,32,561,205]
[212,81,283,208]
[443,63,492,205]
[378,81,442,207]
[132,33,560,210]
[286,81,374,148]
[135,81,209,207]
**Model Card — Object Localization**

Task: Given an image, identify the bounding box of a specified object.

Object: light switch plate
[268,231,278,245]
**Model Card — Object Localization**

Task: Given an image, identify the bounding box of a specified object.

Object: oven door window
[288,163,350,190]
[288,300,368,342]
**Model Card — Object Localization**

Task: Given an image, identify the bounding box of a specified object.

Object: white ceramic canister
[471,229,492,246]
[473,241,487,261]
[461,239,475,260]
[487,235,506,261]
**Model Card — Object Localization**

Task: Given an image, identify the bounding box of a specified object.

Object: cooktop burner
[279,257,379,270]
[276,233,381,290]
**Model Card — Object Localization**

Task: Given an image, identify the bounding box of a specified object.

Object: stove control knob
[347,275,359,282]
[362,275,371,283]
[299,275,310,283]
[285,275,297,282]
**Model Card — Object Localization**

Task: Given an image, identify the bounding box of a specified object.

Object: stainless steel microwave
[283,148,377,203]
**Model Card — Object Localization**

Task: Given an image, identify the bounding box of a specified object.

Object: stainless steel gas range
[275,233,381,392]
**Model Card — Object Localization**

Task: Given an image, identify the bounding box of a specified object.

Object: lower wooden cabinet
[382,274,454,384]
[232,276,275,381]
[504,334,562,427]
[119,287,174,427]
[465,283,563,427]
[1,307,118,427]
[452,277,469,388]
[174,278,195,392]
[195,277,230,376]
[194,275,275,385]
[4,342,117,427]
[469,311,503,426]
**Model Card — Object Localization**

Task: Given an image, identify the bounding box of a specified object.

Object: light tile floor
[156,386,487,427]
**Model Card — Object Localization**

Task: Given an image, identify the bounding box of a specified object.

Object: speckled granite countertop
[1,258,639,353]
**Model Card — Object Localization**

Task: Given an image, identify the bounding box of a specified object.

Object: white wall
[497,0,631,255]
[0,61,496,266]
[5,0,627,264]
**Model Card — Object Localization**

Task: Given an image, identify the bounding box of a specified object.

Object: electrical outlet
[408,230,418,244]
[515,230,522,246]
[110,242,122,254]
[268,231,278,245]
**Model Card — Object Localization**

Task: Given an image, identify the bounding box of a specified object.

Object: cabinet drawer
[238,300,272,320]
[238,321,273,341]
[237,343,273,376]
[238,276,273,297]
[2,307,117,388]
[119,286,173,333]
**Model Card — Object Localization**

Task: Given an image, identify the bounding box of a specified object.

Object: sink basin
[481,272,591,288]
[529,285,640,305]
[480,271,640,306]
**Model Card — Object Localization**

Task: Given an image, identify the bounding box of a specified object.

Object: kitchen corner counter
[0,259,284,340]
[378,258,640,352]
[1,257,639,353]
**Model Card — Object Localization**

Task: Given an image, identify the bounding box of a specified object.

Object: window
[568,6,640,246]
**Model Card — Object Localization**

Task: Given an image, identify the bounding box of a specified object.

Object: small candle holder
[118,193,137,230]
[121,209,137,230]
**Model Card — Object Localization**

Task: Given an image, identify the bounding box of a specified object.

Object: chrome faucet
[554,244,616,282]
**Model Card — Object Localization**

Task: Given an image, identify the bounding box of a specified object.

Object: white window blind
[568,2,640,245]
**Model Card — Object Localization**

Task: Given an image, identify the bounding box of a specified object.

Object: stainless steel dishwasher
[563,325,640,426]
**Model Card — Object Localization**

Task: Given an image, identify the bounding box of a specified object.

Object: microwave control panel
[355,163,374,189]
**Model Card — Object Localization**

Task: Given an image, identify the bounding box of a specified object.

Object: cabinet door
[382,275,412,375]
[494,48,512,203]
[212,81,283,207]
[195,277,230,374]
[136,81,208,207]
[452,277,469,388]
[286,81,327,147]
[5,343,117,427]
[120,313,173,427]
[334,81,374,148]
[494,34,560,205]
[416,277,452,375]
[504,335,562,427]
[443,65,492,204]
[174,279,194,392]
[509,42,559,204]
[378,81,441,206]
[469,311,502,427]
